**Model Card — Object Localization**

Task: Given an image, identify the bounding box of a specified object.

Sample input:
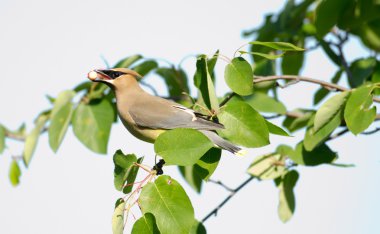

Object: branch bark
[253,75,380,103]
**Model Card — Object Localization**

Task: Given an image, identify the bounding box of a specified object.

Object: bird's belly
[118,112,164,143]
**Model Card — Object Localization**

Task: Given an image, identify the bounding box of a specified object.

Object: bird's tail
[200,130,246,156]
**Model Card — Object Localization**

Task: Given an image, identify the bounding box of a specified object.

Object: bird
[87,68,245,156]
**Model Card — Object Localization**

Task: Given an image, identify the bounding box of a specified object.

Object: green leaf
[245,92,287,114]
[240,51,284,60]
[156,67,189,97]
[139,176,195,234]
[114,54,143,68]
[23,114,49,167]
[282,111,314,132]
[132,60,158,76]
[281,51,304,75]
[266,120,290,137]
[113,150,143,194]
[194,148,221,181]
[349,58,377,88]
[224,57,253,96]
[315,0,349,37]
[132,213,160,234]
[154,129,214,166]
[277,170,299,223]
[9,160,21,186]
[290,142,337,166]
[344,85,377,134]
[217,101,269,148]
[112,198,125,234]
[253,59,275,76]
[0,124,5,154]
[72,99,114,154]
[178,148,221,189]
[249,41,304,51]
[193,55,220,112]
[179,165,203,193]
[48,90,75,152]
[247,153,286,180]
[304,112,342,151]
[372,63,380,95]
[73,81,92,93]
[319,40,341,66]
[190,221,207,234]
[314,91,349,133]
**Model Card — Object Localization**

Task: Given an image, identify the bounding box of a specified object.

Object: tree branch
[202,176,256,222]
[253,75,380,103]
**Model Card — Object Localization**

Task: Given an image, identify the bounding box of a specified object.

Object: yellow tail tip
[235,149,247,156]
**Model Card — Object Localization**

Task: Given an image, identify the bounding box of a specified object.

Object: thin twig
[326,128,350,142]
[202,176,256,222]
[253,75,380,103]
[219,93,236,107]
[361,127,380,135]
[208,179,234,192]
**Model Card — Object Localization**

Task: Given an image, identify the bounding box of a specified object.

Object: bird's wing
[128,95,224,130]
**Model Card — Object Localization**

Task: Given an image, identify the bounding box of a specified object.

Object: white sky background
[0,0,379,233]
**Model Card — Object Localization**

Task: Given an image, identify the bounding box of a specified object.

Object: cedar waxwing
[87,68,245,155]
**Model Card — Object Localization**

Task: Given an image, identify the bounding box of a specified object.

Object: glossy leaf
[132,213,160,234]
[304,112,342,151]
[344,85,377,134]
[224,57,253,96]
[245,92,286,114]
[24,114,49,167]
[217,101,269,148]
[72,99,114,154]
[349,58,376,88]
[239,51,284,60]
[156,67,189,97]
[193,55,219,112]
[266,120,290,137]
[190,221,207,234]
[9,160,21,186]
[114,54,142,68]
[0,124,5,154]
[48,90,75,152]
[283,111,314,132]
[290,142,337,166]
[315,0,349,37]
[249,41,304,51]
[179,165,202,193]
[194,147,221,181]
[112,198,125,234]
[139,176,195,234]
[113,150,142,193]
[132,60,158,76]
[277,170,299,223]
[247,153,286,180]
[154,129,214,166]
[314,91,349,133]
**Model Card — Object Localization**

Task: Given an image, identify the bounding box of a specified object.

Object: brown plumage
[87,68,244,155]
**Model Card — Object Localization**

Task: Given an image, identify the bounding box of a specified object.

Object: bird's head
[87,68,142,88]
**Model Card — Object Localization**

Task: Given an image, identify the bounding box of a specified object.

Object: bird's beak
[87,69,113,83]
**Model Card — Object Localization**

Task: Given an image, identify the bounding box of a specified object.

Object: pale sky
[0,0,379,234]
